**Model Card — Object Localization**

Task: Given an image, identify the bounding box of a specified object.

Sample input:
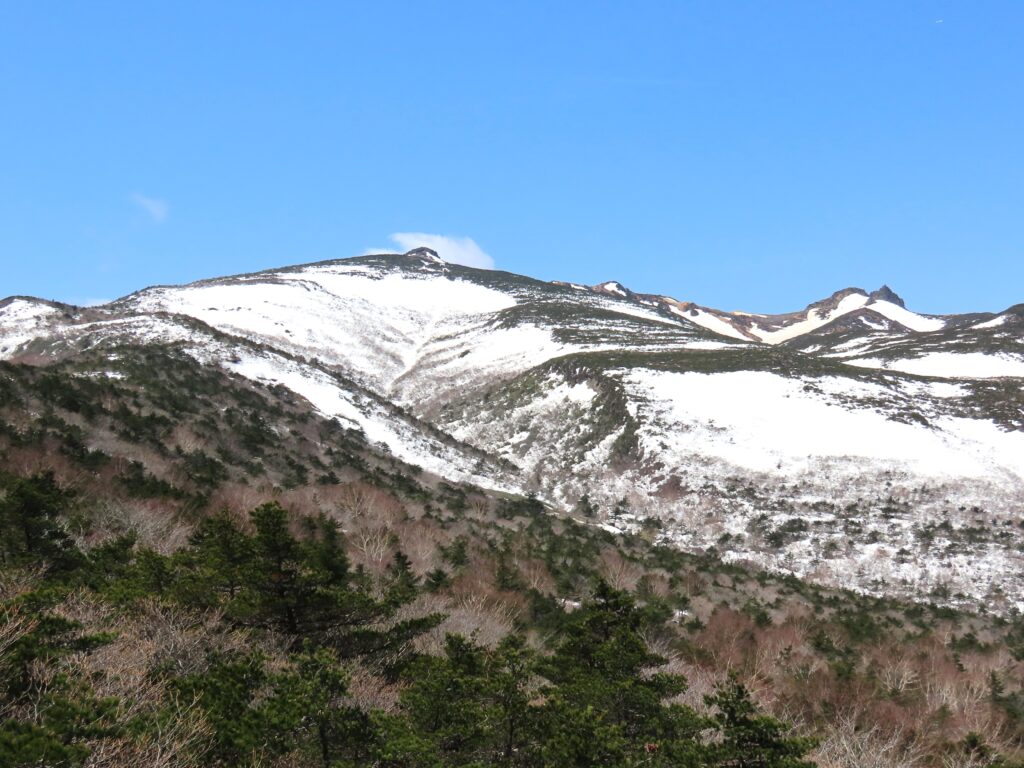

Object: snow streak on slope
[748,293,871,343]
[440,355,1024,609]
[845,352,1024,379]
[865,300,946,332]
[0,310,522,494]
[4,253,1024,610]
[665,305,752,341]
[224,351,518,491]
[974,315,1009,330]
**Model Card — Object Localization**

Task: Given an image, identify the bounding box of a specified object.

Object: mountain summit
[400,246,445,265]
[869,284,906,307]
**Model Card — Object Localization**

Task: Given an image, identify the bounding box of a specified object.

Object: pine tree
[704,675,816,768]
[0,472,82,574]
[535,582,704,765]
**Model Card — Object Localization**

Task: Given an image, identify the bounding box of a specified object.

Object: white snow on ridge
[0,299,63,356]
[749,293,870,344]
[593,299,684,327]
[866,300,946,333]
[0,306,523,494]
[130,266,522,394]
[973,315,1008,330]
[846,352,1024,379]
[667,305,751,341]
[600,281,627,296]
[622,369,1024,479]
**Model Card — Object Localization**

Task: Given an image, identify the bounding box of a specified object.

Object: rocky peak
[869,285,905,307]
[592,281,631,298]
[402,247,445,265]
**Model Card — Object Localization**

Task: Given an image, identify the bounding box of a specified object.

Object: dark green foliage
[704,676,817,767]
[117,460,186,500]
[386,550,420,605]
[441,535,469,567]
[175,651,284,765]
[0,471,83,574]
[0,595,117,767]
[272,643,375,767]
[533,582,705,766]
[424,567,452,592]
[179,448,229,489]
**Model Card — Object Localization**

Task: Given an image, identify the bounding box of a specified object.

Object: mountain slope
[2,249,1022,609]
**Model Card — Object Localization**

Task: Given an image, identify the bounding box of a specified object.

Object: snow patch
[600,281,627,296]
[0,299,65,356]
[866,300,946,332]
[973,315,1008,330]
[668,305,750,341]
[847,352,1024,379]
[750,293,870,344]
[622,369,1024,479]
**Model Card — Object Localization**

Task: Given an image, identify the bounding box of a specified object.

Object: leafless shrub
[697,609,758,671]
[87,499,193,554]
[344,666,403,714]
[660,656,721,714]
[810,714,924,768]
[939,753,990,768]
[0,566,43,601]
[598,549,643,591]
[393,518,445,573]
[351,524,394,572]
[517,557,556,594]
[208,483,276,517]
[83,693,213,768]
[403,592,518,655]
[338,482,401,524]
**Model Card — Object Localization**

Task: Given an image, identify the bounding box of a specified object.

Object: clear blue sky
[2,2,1021,313]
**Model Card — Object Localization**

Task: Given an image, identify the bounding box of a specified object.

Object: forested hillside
[2,345,1024,767]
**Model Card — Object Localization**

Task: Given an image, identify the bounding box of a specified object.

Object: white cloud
[131,193,169,223]
[386,232,495,269]
[73,298,111,307]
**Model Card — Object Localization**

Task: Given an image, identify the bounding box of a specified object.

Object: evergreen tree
[386,549,420,605]
[704,675,816,768]
[0,472,82,574]
[187,510,252,600]
[271,643,376,767]
[534,582,705,766]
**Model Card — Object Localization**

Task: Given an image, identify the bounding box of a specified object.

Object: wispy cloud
[378,232,495,269]
[71,297,112,307]
[130,193,169,223]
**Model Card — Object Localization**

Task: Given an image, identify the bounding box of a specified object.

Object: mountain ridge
[2,250,1023,610]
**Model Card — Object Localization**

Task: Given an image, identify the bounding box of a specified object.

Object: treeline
[0,471,816,767]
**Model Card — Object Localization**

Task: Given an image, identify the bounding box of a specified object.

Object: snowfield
[622,369,1024,480]
[127,264,521,396]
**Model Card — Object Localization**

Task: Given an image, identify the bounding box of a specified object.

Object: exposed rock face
[870,285,906,307]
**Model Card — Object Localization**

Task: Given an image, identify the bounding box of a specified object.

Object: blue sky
[1,2,1022,313]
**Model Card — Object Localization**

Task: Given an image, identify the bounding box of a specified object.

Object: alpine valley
[3,247,1023,611]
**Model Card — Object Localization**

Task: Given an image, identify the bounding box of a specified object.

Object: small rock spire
[869,285,905,308]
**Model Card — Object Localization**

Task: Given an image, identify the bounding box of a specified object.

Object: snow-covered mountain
[3,248,1023,609]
